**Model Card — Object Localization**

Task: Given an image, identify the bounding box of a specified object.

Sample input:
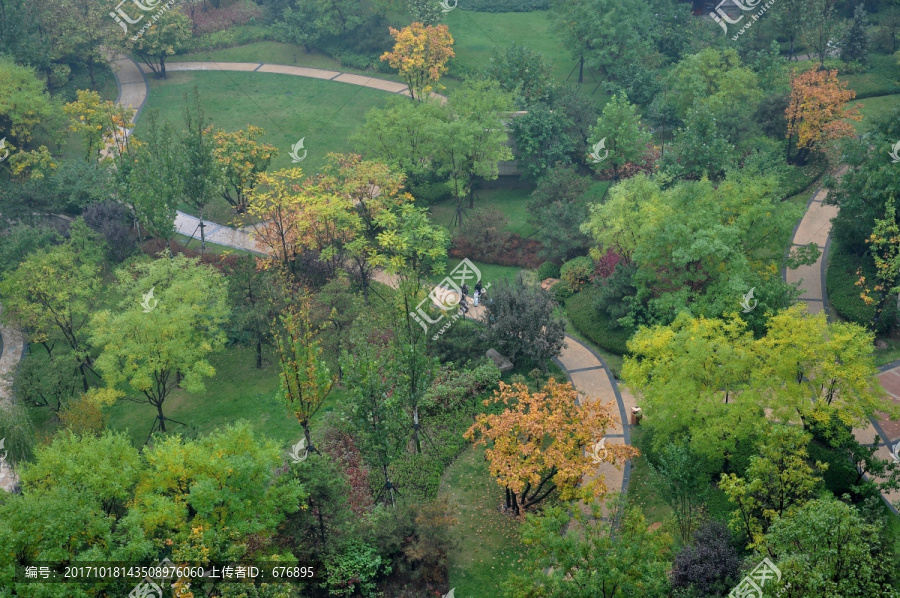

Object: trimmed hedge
[462,0,549,11]
[181,24,274,53]
[826,241,879,327]
[565,286,633,356]
[538,261,560,280]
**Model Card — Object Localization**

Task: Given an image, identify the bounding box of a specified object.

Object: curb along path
[111,56,635,497]
[785,173,900,511]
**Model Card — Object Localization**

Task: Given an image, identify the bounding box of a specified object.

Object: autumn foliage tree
[381,22,455,102]
[274,293,336,452]
[465,379,637,515]
[63,89,135,160]
[786,68,861,164]
[213,125,277,213]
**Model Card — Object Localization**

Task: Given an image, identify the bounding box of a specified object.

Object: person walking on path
[474,289,481,306]
[461,283,469,299]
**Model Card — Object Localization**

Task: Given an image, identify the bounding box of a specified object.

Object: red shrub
[593,249,622,280]
[140,238,242,271]
[182,0,263,34]
[320,427,374,517]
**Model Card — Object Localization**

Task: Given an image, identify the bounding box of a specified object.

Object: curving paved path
[110,55,635,497]
[785,171,900,511]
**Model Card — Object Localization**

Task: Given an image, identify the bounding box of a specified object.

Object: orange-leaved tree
[785,68,861,164]
[465,379,638,515]
[381,22,454,102]
[274,292,336,452]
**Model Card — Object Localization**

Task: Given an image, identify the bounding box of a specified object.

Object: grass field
[841,52,900,98]
[430,259,523,286]
[851,93,900,134]
[441,445,524,597]
[133,70,395,223]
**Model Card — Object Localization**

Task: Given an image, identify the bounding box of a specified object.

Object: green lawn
[851,93,900,134]
[134,70,395,223]
[441,445,524,597]
[841,52,900,98]
[430,187,536,236]
[430,259,523,286]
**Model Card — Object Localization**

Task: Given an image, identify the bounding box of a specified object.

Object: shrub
[537,261,560,280]
[560,256,593,291]
[181,24,274,53]
[410,180,452,205]
[59,393,107,436]
[669,521,742,596]
[462,0,549,11]
[826,240,892,331]
[550,280,572,302]
[321,541,390,597]
[566,287,632,356]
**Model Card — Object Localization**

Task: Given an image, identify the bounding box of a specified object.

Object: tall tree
[63,90,135,161]
[125,8,192,79]
[274,293,336,452]
[225,255,284,368]
[89,253,229,435]
[504,500,670,598]
[841,5,870,65]
[800,0,842,67]
[246,168,307,276]
[213,125,278,213]
[0,57,56,148]
[786,68,860,164]
[589,93,651,181]
[381,22,455,101]
[465,379,638,515]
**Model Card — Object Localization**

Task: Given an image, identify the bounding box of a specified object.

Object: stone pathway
[0,305,25,492]
[785,173,900,512]
[107,54,636,498]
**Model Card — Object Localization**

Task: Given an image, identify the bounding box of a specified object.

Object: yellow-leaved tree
[381,22,455,101]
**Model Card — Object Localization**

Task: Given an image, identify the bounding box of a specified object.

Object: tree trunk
[256,340,263,369]
[160,53,167,79]
[578,55,584,84]
[157,403,167,433]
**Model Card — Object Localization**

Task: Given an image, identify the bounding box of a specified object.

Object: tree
[841,5,870,65]
[176,88,223,253]
[225,255,284,369]
[481,273,565,371]
[0,230,102,390]
[246,168,307,276]
[62,89,136,161]
[274,293,336,452]
[282,453,354,556]
[435,79,515,224]
[801,0,842,67]
[82,201,137,263]
[762,496,897,597]
[509,104,576,181]
[786,67,861,163]
[720,425,826,548]
[669,521,742,597]
[125,8,192,79]
[465,379,638,514]
[589,93,651,181]
[14,353,79,413]
[0,57,56,148]
[769,0,812,60]
[89,253,229,435]
[405,0,442,25]
[485,43,555,107]
[381,22,455,102]
[858,196,900,326]
[504,500,670,598]
[649,442,710,544]
[527,165,593,262]
[213,125,278,213]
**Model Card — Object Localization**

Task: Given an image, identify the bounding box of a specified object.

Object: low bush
[450,234,543,269]
[537,261,560,280]
[560,256,593,292]
[825,240,898,331]
[565,287,632,355]
[462,0,549,11]
[550,280,572,302]
[181,24,274,53]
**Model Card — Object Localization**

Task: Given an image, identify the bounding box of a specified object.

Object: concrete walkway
[785,173,900,511]
[107,54,635,498]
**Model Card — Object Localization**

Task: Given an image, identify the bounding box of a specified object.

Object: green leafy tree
[226,255,284,369]
[504,500,671,598]
[125,8,192,79]
[589,93,651,181]
[649,442,710,544]
[841,5,870,65]
[485,43,555,107]
[720,425,826,548]
[509,104,576,181]
[527,165,592,261]
[90,253,229,435]
[0,57,56,147]
[762,496,897,597]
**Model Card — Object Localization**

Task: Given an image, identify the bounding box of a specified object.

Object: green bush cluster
[560,256,593,292]
[565,287,632,355]
[550,280,572,302]
[537,261,560,280]
[182,24,274,53]
[462,0,549,11]
[825,241,887,330]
